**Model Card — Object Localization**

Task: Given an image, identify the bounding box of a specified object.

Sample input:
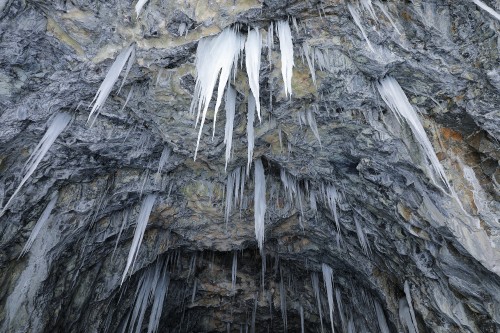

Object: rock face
[0,0,499,332]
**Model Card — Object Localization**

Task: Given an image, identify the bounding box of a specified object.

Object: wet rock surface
[0,0,499,332]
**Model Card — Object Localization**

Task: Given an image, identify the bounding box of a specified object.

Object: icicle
[267,22,274,63]
[155,146,171,182]
[121,194,157,284]
[354,215,370,255]
[302,42,316,86]
[360,0,377,21]
[277,20,294,98]
[374,301,390,333]
[399,298,417,333]
[254,159,267,252]
[1,113,71,218]
[18,191,58,258]
[147,269,169,333]
[347,4,375,52]
[471,0,500,22]
[306,107,322,146]
[374,1,401,35]
[279,273,288,332]
[300,305,305,333]
[224,86,237,170]
[322,263,335,333]
[240,166,246,209]
[347,317,355,333]
[121,86,134,112]
[335,288,347,333]
[246,28,262,121]
[135,0,149,18]
[190,28,244,159]
[376,76,450,191]
[225,167,242,226]
[251,294,258,333]
[247,94,256,174]
[112,210,129,260]
[232,251,238,291]
[191,280,197,304]
[311,273,325,333]
[88,45,135,124]
[404,281,420,333]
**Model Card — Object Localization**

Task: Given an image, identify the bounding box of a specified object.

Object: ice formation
[322,263,335,333]
[224,86,237,170]
[88,45,135,124]
[472,0,500,21]
[19,191,59,258]
[277,20,294,97]
[1,112,71,217]
[374,301,390,333]
[247,94,256,173]
[135,0,149,18]
[190,28,244,159]
[376,76,450,190]
[254,159,267,252]
[245,28,262,121]
[311,272,325,333]
[121,194,157,284]
[404,281,420,333]
[347,4,375,52]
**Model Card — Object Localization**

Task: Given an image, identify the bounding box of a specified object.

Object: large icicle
[1,113,71,218]
[190,28,244,159]
[254,159,267,252]
[245,28,262,121]
[224,86,237,170]
[121,194,157,284]
[277,20,294,97]
[347,4,375,52]
[88,45,135,123]
[322,264,335,333]
[19,191,59,258]
[247,94,256,173]
[471,0,500,22]
[399,298,418,333]
[147,265,169,333]
[311,272,325,333]
[376,76,450,190]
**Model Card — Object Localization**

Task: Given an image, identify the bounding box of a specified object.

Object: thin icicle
[335,288,347,333]
[306,107,321,146]
[246,28,262,121]
[155,146,171,182]
[471,0,500,22]
[121,194,157,284]
[374,301,390,333]
[399,298,417,333]
[300,305,305,333]
[232,251,238,291]
[1,113,71,218]
[322,263,335,333]
[347,4,375,52]
[277,20,294,98]
[267,22,274,63]
[147,269,169,333]
[88,45,135,123]
[190,28,244,159]
[374,1,401,34]
[112,210,129,260]
[254,159,266,252]
[302,42,316,86]
[279,274,288,332]
[311,273,325,333]
[135,0,149,18]
[225,167,243,226]
[354,215,370,255]
[19,191,58,258]
[360,0,377,21]
[224,86,237,170]
[251,295,258,333]
[120,86,134,112]
[376,77,450,191]
[404,281,420,333]
[247,94,256,175]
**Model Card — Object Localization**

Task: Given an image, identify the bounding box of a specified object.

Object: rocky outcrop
[0,0,499,332]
